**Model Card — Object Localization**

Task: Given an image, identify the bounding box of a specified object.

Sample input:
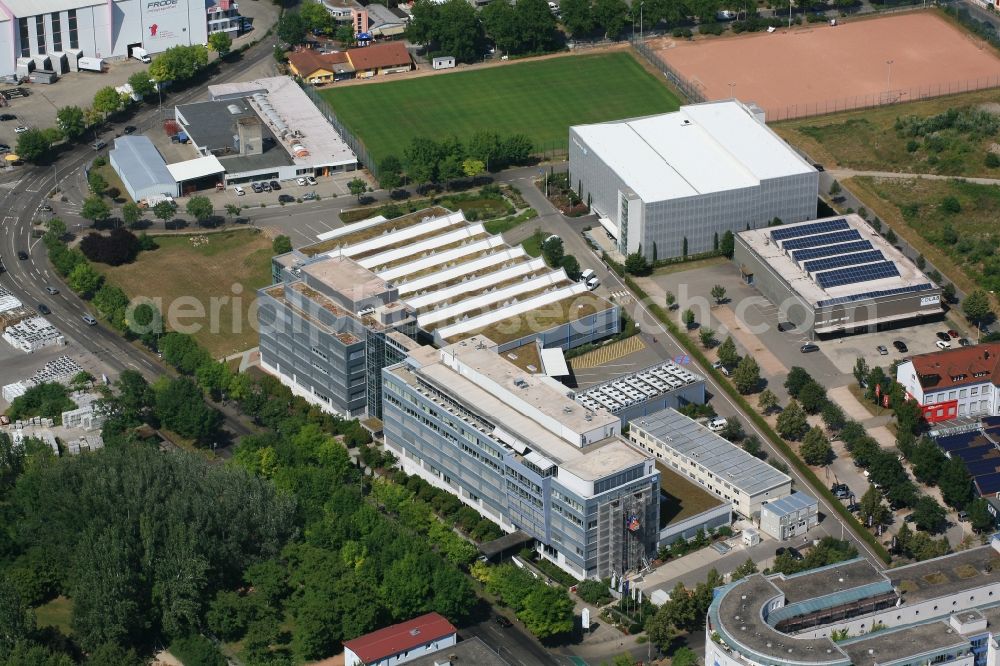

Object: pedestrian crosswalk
[608,290,632,304]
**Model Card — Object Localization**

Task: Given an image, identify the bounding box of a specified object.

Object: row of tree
[388,132,533,187]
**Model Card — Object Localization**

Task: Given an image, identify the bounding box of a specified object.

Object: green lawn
[35,596,73,635]
[322,52,681,166]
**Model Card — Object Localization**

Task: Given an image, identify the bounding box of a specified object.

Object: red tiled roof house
[343,612,457,666]
[896,343,1000,423]
[346,41,413,78]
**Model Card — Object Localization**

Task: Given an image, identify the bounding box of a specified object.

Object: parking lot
[819,321,963,374]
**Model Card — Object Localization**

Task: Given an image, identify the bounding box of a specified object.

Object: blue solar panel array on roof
[780,229,862,251]
[937,431,983,452]
[815,283,933,307]
[975,472,1000,496]
[790,240,873,263]
[965,458,1000,476]
[803,250,885,274]
[770,218,849,242]
[815,261,900,289]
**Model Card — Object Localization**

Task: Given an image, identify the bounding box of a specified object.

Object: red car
[948,329,959,338]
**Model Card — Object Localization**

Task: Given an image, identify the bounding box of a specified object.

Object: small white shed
[432,56,455,70]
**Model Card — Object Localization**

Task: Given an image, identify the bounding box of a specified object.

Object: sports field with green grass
[321,52,681,167]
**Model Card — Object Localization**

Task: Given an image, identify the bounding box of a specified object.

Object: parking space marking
[1,216,14,225]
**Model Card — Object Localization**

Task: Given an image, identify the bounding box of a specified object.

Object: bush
[576,579,613,606]
[987,152,1000,168]
[672,27,693,37]
[699,21,725,35]
[941,196,962,214]
[169,635,226,666]
[7,382,76,423]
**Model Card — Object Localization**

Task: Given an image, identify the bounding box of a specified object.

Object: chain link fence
[300,82,379,181]
[630,38,706,103]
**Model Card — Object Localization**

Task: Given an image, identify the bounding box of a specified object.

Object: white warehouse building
[0,0,240,80]
[569,100,819,260]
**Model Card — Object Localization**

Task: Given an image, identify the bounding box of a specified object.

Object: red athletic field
[653,12,1000,120]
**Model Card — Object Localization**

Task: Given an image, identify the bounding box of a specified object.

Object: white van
[586,276,600,290]
[580,268,596,283]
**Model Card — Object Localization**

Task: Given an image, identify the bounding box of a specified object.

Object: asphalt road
[461,615,561,666]
[0,39,281,441]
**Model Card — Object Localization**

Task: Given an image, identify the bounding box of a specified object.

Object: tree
[56,105,86,140]
[559,254,581,281]
[81,195,111,224]
[519,585,574,638]
[939,456,974,509]
[776,400,808,440]
[860,485,888,527]
[92,86,122,120]
[224,204,241,225]
[671,647,699,666]
[821,401,846,433]
[710,284,727,304]
[963,289,993,326]
[593,0,630,38]
[699,327,716,348]
[277,11,308,45]
[15,128,52,163]
[404,137,443,184]
[758,389,778,414]
[68,261,104,296]
[462,158,485,178]
[155,376,222,443]
[185,196,214,225]
[127,71,155,99]
[912,496,946,533]
[853,356,869,388]
[301,0,334,33]
[742,435,764,459]
[408,0,485,63]
[208,31,233,57]
[348,177,368,202]
[665,290,676,310]
[121,202,142,228]
[911,437,947,485]
[720,230,735,258]
[379,155,404,189]
[800,426,833,466]
[829,180,841,196]
[560,0,594,35]
[513,0,560,53]
[967,497,995,533]
[88,170,108,196]
[784,366,813,398]
[152,200,176,225]
[272,235,292,255]
[44,217,67,243]
[718,336,739,367]
[624,251,651,275]
[682,308,695,329]
[733,355,760,394]
[481,0,520,54]
[731,558,758,581]
[80,228,142,266]
[335,23,356,47]
[542,236,564,268]
[719,419,744,442]
[798,380,828,414]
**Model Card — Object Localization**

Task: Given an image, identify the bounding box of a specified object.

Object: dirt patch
[653,11,1000,121]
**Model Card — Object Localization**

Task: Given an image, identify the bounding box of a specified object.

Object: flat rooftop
[632,408,790,497]
[576,360,704,414]
[770,559,885,604]
[302,255,391,302]
[657,461,724,526]
[571,100,814,203]
[888,544,1000,604]
[839,621,969,666]
[406,637,509,666]
[738,214,939,308]
[207,76,357,168]
[175,98,293,172]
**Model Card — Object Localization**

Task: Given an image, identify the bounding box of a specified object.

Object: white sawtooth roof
[571,100,814,203]
[358,223,486,270]
[436,283,589,340]
[417,271,570,328]
[317,216,386,240]
[406,257,548,310]
[328,211,467,260]
[379,237,506,284]
[394,247,527,295]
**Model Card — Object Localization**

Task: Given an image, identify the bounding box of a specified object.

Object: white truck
[78,56,105,73]
[131,46,151,63]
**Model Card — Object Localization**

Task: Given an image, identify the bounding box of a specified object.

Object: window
[18,18,29,57]
[68,10,78,49]
[51,13,62,52]
[35,15,45,54]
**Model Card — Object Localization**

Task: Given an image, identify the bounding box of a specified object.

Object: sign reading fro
[142,0,189,49]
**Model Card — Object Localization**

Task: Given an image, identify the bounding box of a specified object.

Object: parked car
[495,615,512,628]
[585,276,600,290]
[82,314,97,325]
[17,250,27,260]
[800,343,819,353]
[278,194,294,203]
[936,331,951,342]
[261,181,272,192]
[306,175,318,186]
[39,203,51,212]
[302,192,319,201]
[270,180,281,191]
[776,547,803,561]
[712,360,731,377]
[877,344,888,355]
[297,177,308,186]
[936,340,952,349]
[812,163,825,172]
[958,511,969,522]
[123,125,137,134]
[708,417,728,432]
[0,113,15,121]
[251,182,264,193]
[948,329,960,338]
[13,125,28,133]
[892,340,908,353]
[0,144,11,152]
[846,502,861,513]
[92,139,106,149]
[959,338,971,347]
[233,185,245,196]
[45,286,58,295]
[37,303,50,315]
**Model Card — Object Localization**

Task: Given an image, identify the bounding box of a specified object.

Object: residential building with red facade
[896,344,1000,423]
